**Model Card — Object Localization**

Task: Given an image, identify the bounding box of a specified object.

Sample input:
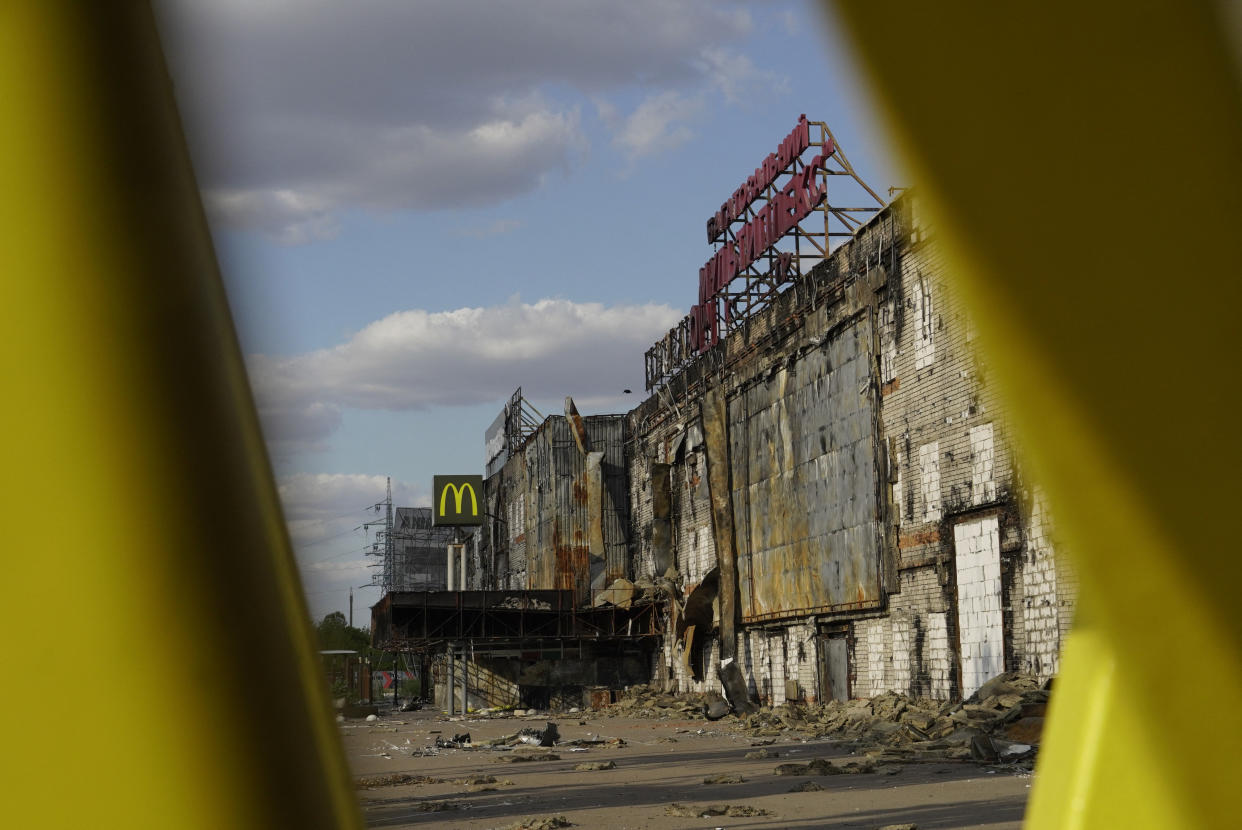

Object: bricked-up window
[969,422,996,505]
[919,441,941,522]
[507,493,525,543]
[913,274,935,370]
[880,301,898,383]
[892,452,903,528]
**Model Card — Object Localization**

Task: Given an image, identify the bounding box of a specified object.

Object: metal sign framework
[644,118,885,392]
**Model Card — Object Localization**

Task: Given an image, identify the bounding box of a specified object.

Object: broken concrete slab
[788,780,825,792]
[744,748,778,759]
[775,757,876,776]
[702,773,745,784]
[495,816,573,830]
[665,803,772,818]
[497,752,561,763]
[413,800,459,812]
[574,761,616,771]
[354,773,439,789]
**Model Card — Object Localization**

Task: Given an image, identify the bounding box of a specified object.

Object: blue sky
[155,0,903,624]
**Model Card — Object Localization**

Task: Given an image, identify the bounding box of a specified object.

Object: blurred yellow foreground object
[831,1,1242,827]
[0,4,361,828]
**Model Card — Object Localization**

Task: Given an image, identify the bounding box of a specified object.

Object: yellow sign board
[432,475,483,526]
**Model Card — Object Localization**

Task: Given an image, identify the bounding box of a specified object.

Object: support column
[446,546,456,591]
[452,646,462,715]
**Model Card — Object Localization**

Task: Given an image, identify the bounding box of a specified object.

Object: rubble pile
[594,684,712,719]
[492,816,572,830]
[741,671,1048,766]
[665,803,772,818]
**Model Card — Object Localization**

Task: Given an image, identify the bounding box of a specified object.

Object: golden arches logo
[439,482,478,517]
[433,475,483,526]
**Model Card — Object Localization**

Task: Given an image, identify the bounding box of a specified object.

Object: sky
[154,0,904,626]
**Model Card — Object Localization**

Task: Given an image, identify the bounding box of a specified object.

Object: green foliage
[399,678,421,699]
[314,611,370,653]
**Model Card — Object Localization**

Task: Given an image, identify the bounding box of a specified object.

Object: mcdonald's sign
[432,475,483,526]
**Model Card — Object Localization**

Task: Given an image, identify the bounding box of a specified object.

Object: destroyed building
[623,193,1076,704]
[372,119,1077,710]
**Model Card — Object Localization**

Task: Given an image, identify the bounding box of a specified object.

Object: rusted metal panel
[702,384,740,661]
[565,396,590,455]
[732,314,883,622]
[586,450,606,579]
[508,415,629,606]
[650,462,672,575]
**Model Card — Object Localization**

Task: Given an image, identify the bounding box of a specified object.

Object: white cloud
[695,47,791,106]
[248,298,680,453]
[613,91,705,163]
[156,0,759,241]
[276,472,429,620]
[277,472,425,544]
[205,105,585,242]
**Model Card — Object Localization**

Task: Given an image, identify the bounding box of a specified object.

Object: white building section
[954,516,1005,697]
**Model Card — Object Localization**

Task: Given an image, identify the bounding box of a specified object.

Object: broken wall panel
[484,415,629,605]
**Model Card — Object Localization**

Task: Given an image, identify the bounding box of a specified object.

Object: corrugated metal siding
[495,415,628,605]
[732,314,883,621]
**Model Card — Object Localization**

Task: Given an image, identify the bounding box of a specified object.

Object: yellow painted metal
[0,4,361,828]
[830,1,1242,826]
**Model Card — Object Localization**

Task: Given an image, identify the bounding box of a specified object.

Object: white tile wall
[1022,487,1061,679]
[913,276,935,370]
[970,423,996,504]
[891,616,911,693]
[920,442,941,522]
[927,612,952,699]
[867,619,888,695]
[954,516,1004,697]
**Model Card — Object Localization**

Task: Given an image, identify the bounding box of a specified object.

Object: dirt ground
[341,708,1032,829]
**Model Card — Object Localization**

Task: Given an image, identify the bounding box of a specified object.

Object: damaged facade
[467,192,1075,706]
[376,190,1077,710]
[624,193,1077,704]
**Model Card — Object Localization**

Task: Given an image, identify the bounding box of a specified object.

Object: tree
[314,611,370,652]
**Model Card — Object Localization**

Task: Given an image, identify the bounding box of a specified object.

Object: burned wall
[482,415,629,604]
[628,191,1077,703]
[730,314,883,622]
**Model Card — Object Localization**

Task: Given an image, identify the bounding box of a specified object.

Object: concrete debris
[493,815,573,830]
[665,803,772,818]
[355,773,439,789]
[704,698,732,720]
[594,684,716,720]
[516,722,560,747]
[739,671,1047,768]
[365,714,378,722]
[744,748,778,759]
[702,774,745,784]
[876,825,919,830]
[593,578,638,609]
[788,780,825,792]
[775,758,876,776]
[495,597,552,611]
[497,752,560,763]
[434,732,471,748]
[414,800,459,812]
[400,699,422,712]
[574,761,616,771]
[453,775,505,786]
